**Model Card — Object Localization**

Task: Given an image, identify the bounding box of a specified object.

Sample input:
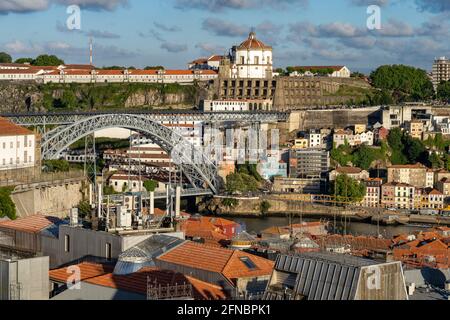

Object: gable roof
[50,263,227,300]
[0,214,64,234]
[0,117,34,137]
[157,241,274,281]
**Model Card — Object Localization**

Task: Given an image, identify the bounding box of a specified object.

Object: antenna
[89,37,93,66]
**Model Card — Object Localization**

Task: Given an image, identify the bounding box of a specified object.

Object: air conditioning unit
[406,283,415,296]
[70,208,79,226]
[116,206,132,228]
[445,281,450,292]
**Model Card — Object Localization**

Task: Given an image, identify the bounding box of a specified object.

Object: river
[227,216,430,238]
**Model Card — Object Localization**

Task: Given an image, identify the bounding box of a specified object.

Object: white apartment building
[202,99,273,112]
[188,55,223,70]
[202,100,249,112]
[289,66,351,78]
[109,173,166,193]
[306,130,323,148]
[333,129,374,147]
[0,117,36,171]
[432,56,450,91]
[229,32,273,79]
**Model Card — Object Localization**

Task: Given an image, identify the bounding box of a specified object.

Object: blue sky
[0,0,449,73]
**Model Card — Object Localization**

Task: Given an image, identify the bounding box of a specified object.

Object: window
[64,235,70,252]
[106,243,112,261]
[240,257,258,270]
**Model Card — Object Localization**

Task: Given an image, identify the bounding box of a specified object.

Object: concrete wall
[51,282,144,300]
[0,256,49,300]
[11,179,85,218]
[404,268,450,288]
[356,262,408,300]
[287,107,381,132]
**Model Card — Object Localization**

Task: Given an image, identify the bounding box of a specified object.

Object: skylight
[240,257,258,270]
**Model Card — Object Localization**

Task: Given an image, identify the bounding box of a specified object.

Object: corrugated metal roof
[266,253,381,300]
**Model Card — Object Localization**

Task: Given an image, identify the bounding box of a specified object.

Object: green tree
[43,160,70,172]
[437,81,450,102]
[387,128,408,165]
[143,180,158,192]
[144,66,165,70]
[352,145,377,170]
[331,175,366,204]
[103,185,116,196]
[15,57,33,64]
[370,65,434,102]
[260,201,271,215]
[0,52,12,63]
[226,173,245,193]
[0,188,16,220]
[429,152,443,169]
[77,201,91,219]
[225,172,260,193]
[331,141,353,166]
[32,54,64,66]
[405,138,426,164]
[222,198,238,207]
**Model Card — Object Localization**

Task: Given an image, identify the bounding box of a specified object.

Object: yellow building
[293,138,309,149]
[353,124,367,135]
[406,120,424,140]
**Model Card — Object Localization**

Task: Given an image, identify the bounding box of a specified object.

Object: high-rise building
[289,149,330,179]
[432,56,450,91]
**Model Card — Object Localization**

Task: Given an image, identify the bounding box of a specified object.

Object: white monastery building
[229,32,273,79]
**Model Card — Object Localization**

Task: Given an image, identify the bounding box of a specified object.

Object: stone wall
[285,107,382,132]
[11,177,87,218]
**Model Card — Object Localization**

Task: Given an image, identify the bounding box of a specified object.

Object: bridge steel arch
[41,114,219,193]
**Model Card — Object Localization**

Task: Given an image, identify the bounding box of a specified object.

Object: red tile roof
[157,241,274,281]
[0,117,34,136]
[49,262,113,282]
[0,215,62,233]
[389,163,426,169]
[238,32,271,50]
[336,167,363,174]
[293,66,346,71]
[50,263,227,300]
[0,69,41,74]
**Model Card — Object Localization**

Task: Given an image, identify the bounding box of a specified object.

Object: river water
[228,216,430,238]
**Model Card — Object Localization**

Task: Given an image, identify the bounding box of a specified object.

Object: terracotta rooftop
[293,66,346,72]
[50,263,227,300]
[0,117,35,136]
[336,167,363,174]
[0,215,63,233]
[0,69,41,74]
[157,241,274,282]
[49,262,113,283]
[389,163,426,169]
[238,32,272,50]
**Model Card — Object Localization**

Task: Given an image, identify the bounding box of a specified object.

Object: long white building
[0,117,36,172]
[0,63,218,84]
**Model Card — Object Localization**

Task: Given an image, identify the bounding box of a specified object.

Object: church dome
[237,32,272,50]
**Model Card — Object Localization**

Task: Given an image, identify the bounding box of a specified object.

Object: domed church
[221,32,273,79]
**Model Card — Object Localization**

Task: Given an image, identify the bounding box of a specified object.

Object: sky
[0,0,449,73]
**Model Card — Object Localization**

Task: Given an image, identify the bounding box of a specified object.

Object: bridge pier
[175,186,181,217]
[150,191,155,215]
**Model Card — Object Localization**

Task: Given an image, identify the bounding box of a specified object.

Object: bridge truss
[39,114,220,193]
